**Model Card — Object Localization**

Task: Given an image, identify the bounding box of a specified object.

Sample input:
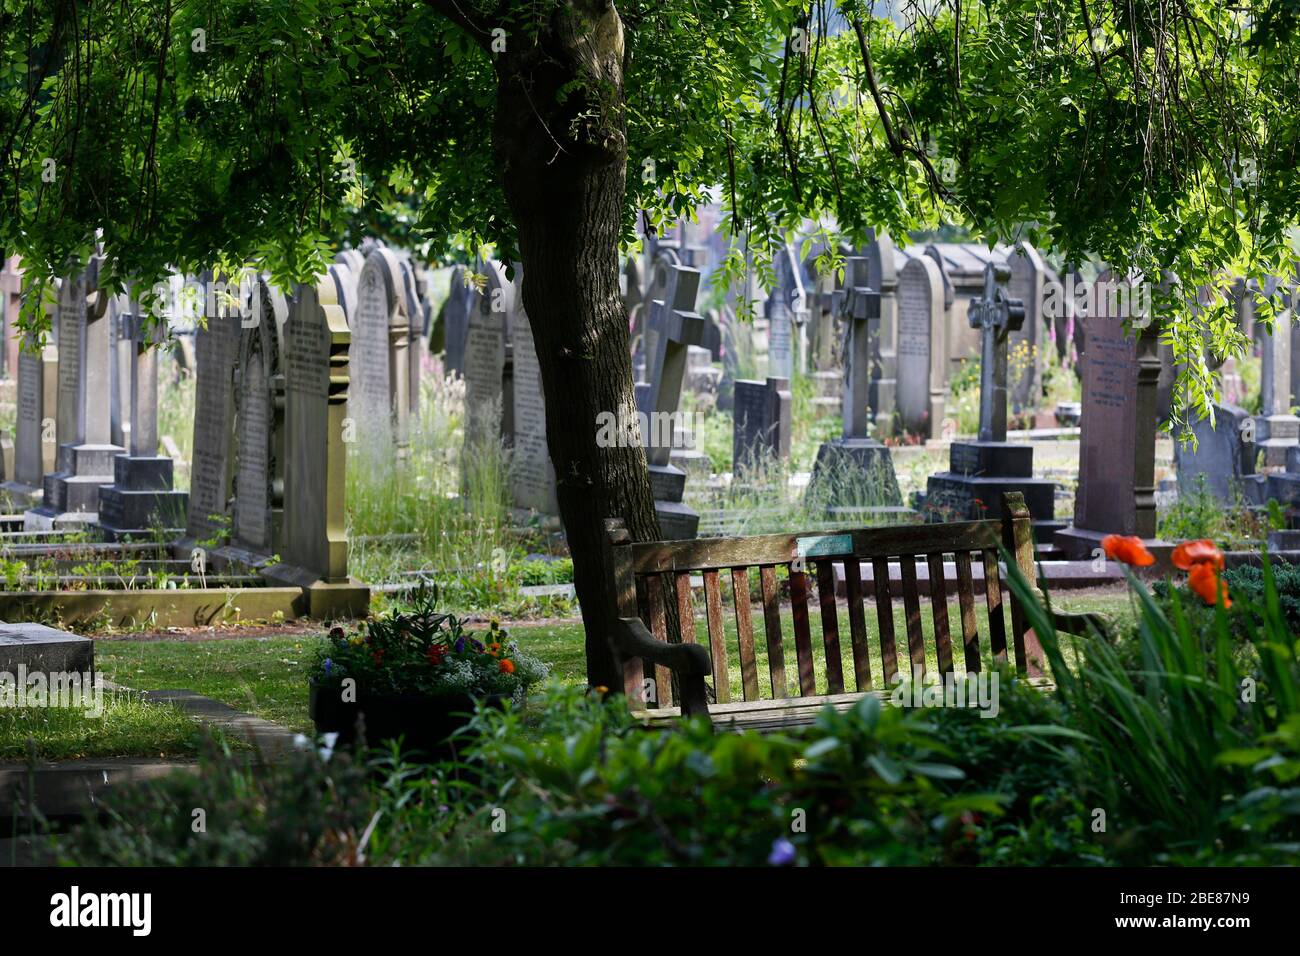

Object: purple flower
[323,658,333,676]
[453,637,465,653]
[470,639,485,653]
[767,837,796,866]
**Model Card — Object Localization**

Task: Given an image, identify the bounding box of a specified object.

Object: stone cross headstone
[351,248,412,458]
[508,266,559,516]
[1005,244,1046,414]
[839,256,880,439]
[463,259,513,451]
[733,376,792,473]
[98,294,188,538]
[969,262,1026,443]
[640,264,704,468]
[1055,271,1163,555]
[278,274,353,584]
[895,255,947,438]
[183,272,241,546]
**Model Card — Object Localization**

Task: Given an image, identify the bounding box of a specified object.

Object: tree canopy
[1,0,1298,423]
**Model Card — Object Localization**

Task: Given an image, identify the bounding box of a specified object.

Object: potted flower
[309,591,548,760]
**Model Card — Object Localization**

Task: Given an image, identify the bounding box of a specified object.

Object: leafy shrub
[1152,560,1300,644]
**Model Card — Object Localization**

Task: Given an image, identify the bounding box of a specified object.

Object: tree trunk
[493,3,658,690]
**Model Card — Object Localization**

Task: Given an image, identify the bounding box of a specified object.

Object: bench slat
[733,567,760,701]
[703,570,730,704]
[789,566,817,696]
[927,552,954,674]
[646,574,673,707]
[872,556,899,684]
[843,557,871,691]
[815,560,845,695]
[983,549,1008,664]
[758,565,787,699]
[629,520,1003,573]
[954,550,981,673]
[675,572,697,645]
[899,555,925,679]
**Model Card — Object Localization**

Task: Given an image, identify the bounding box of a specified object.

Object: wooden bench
[603,491,1106,731]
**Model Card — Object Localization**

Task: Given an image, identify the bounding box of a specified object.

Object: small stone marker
[733,376,792,473]
[0,622,93,675]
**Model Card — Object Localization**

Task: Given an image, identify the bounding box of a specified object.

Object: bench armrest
[615,617,712,720]
[1052,610,1115,641]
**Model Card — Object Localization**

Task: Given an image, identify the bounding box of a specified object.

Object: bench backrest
[605,491,1045,711]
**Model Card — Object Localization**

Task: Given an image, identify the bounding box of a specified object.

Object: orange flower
[498,658,515,674]
[1101,534,1155,567]
[1171,539,1225,572]
[1188,561,1231,608]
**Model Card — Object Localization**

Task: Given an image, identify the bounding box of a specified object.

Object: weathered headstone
[807,264,902,513]
[864,232,900,435]
[263,274,369,616]
[765,244,807,380]
[508,265,559,516]
[640,263,704,539]
[926,263,1057,529]
[181,272,241,548]
[328,260,358,327]
[397,255,424,419]
[0,330,57,508]
[27,261,126,527]
[222,275,287,564]
[1175,403,1255,502]
[463,259,512,452]
[98,294,189,539]
[895,255,947,438]
[1005,243,1046,414]
[1055,271,1164,557]
[1258,303,1299,468]
[442,264,474,378]
[733,376,791,473]
[351,248,412,457]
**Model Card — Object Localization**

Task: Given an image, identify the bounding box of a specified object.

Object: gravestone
[328,260,358,326]
[640,263,704,539]
[351,248,412,458]
[1055,272,1165,557]
[802,242,845,420]
[1258,303,1299,468]
[508,265,559,516]
[263,274,369,616]
[1174,403,1255,503]
[463,259,513,452]
[1005,244,1046,414]
[0,256,22,379]
[765,244,807,380]
[181,272,241,549]
[733,376,791,474]
[98,294,189,539]
[27,261,126,527]
[221,276,287,565]
[0,330,57,508]
[0,623,93,677]
[109,292,132,448]
[0,429,11,484]
[926,263,1057,530]
[442,264,474,378]
[807,262,902,513]
[895,255,947,438]
[397,256,424,419]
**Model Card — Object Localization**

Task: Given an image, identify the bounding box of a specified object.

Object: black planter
[309,683,506,762]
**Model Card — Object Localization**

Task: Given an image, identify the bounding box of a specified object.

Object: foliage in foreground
[50,558,1300,866]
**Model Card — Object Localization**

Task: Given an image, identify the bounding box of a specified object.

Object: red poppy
[1171,539,1225,572]
[498,658,515,675]
[1188,561,1231,608]
[1101,534,1156,567]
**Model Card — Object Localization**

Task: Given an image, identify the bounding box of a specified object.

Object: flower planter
[309,683,506,761]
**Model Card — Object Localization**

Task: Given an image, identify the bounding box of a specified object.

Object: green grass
[0,692,213,761]
[91,592,1132,727]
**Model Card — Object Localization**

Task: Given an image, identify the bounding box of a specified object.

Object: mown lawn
[0,692,215,761]
[92,591,1133,730]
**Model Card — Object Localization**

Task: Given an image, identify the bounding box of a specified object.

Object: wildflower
[1171,539,1224,572]
[767,837,796,866]
[323,658,333,676]
[498,658,515,674]
[453,636,465,653]
[349,635,365,647]
[1101,534,1155,567]
[488,642,501,656]
[470,638,485,654]
[1188,561,1231,608]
